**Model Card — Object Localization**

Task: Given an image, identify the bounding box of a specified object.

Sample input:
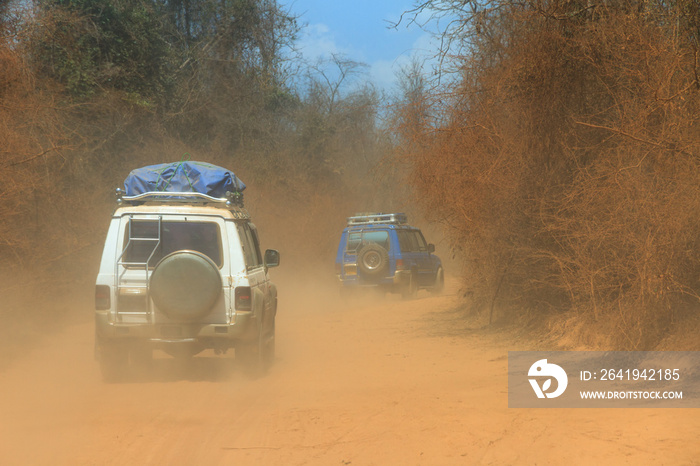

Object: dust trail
[0,272,698,464]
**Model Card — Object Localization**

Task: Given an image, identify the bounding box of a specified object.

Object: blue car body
[335,213,444,296]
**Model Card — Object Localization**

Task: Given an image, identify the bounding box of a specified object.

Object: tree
[394,0,700,347]
[30,0,174,102]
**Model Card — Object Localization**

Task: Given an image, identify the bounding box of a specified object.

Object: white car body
[94,193,279,380]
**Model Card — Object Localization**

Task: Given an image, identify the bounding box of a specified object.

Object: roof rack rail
[115,189,245,209]
[346,212,408,226]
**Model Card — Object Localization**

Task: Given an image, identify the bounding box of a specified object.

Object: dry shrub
[397,2,700,348]
[0,43,74,268]
[0,3,395,371]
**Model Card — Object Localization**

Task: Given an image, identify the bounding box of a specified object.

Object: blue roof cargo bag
[123,161,246,198]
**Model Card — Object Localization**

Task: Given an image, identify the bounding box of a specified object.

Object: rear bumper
[337,269,411,290]
[94,310,257,348]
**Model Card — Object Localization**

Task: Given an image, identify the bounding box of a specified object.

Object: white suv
[94,166,279,381]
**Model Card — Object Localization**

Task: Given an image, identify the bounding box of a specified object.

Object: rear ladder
[114,216,162,323]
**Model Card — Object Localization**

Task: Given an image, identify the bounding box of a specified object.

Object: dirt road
[1,275,699,465]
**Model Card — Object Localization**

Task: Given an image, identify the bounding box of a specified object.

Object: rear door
[347,229,392,280]
[117,215,228,324]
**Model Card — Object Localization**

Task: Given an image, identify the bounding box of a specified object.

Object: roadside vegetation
[2,0,700,351]
[0,0,387,328]
[392,0,700,349]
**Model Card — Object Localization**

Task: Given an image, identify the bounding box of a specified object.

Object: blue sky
[281,0,439,93]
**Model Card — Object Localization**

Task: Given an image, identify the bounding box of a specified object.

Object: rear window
[121,220,222,267]
[346,230,390,253]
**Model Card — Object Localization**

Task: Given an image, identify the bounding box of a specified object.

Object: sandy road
[1,274,699,465]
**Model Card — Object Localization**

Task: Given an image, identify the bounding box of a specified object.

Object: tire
[98,340,128,383]
[237,314,275,377]
[401,271,418,300]
[430,267,445,295]
[130,344,153,379]
[264,318,276,368]
[357,243,389,277]
[149,251,221,321]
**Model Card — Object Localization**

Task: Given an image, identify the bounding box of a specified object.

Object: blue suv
[335,213,444,298]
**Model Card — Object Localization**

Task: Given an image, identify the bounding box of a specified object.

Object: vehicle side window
[237,224,254,268]
[397,230,412,253]
[248,223,264,265]
[412,231,428,252]
[405,231,420,252]
[237,223,262,269]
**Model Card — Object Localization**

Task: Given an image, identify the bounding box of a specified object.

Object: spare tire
[357,243,390,277]
[149,251,221,321]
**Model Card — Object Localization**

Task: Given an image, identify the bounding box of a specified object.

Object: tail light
[95,285,111,310]
[395,259,405,270]
[235,286,252,311]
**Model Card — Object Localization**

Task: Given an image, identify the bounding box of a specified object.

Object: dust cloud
[0,266,699,465]
[0,202,696,465]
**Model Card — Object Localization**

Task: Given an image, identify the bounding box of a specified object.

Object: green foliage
[31,0,174,102]
[0,0,386,315]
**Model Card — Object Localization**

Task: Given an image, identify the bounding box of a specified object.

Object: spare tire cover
[149,251,222,320]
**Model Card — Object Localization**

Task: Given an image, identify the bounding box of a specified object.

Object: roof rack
[347,212,408,226]
[115,188,245,210]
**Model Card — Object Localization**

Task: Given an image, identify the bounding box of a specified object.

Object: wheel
[401,271,418,300]
[430,267,445,295]
[98,340,129,383]
[237,315,275,376]
[357,243,389,277]
[130,344,153,378]
[264,318,276,368]
[149,251,221,321]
